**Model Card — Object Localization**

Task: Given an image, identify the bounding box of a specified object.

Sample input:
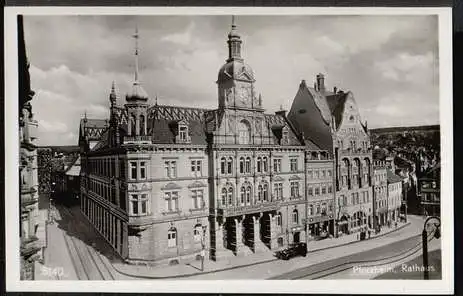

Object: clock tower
[217,16,263,111]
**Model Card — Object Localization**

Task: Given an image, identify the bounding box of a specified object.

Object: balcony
[217,201,280,217]
[123,135,152,144]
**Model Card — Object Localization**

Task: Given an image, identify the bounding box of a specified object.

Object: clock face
[237,86,251,105]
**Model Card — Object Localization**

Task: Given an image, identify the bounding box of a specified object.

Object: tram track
[287,231,437,280]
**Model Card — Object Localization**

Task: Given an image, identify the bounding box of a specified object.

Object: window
[281,129,289,145]
[314,186,320,195]
[263,184,269,201]
[321,185,326,195]
[263,157,268,172]
[179,125,188,141]
[316,204,321,214]
[130,193,148,216]
[356,193,360,205]
[192,189,204,209]
[329,201,333,212]
[165,191,179,212]
[328,185,333,193]
[273,159,282,173]
[168,228,177,247]
[258,185,263,202]
[240,186,246,205]
[321,202,327,215]
[290,158,298,172]
[140,162,146,179]
[292,209,299,224]
[220,157,226,174]
[351,194,355,205]
[221,188,227,206]
[309,205,314,216]
[290,181,299,198]
[239,157,245,174]
[238,120,251,144]
[321,170,326,178]
[193,225,202,243]
[276,213,282,226]
[130,162,137,179]
[274,182,283,200]
[227,157,233,174]
[227,187,233,205]
[308,186,313,196]
[191,160,202,176]
[257,157,262,173]
[343,195,347,205]
[307,170,313,179]
[314,170,319,179]
[245,157,251,173]
[245,186,251,204]
[165,161,177,178]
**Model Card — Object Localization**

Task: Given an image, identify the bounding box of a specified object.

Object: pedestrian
[368,229,371,239]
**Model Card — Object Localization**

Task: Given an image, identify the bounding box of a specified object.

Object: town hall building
[78,17,375,266]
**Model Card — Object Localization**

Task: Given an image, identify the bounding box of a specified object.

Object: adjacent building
[417,163,440,217]
[387,170,403,224]
[18,15,46,279]
[288,76,374,236]
[373,161,388,228]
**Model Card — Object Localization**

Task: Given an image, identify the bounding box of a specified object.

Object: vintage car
[274,242,307,260]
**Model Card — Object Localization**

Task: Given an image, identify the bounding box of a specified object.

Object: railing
[217,201,280,217]
[123,135,152,143]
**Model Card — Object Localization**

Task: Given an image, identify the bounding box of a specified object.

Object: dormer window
[175,120,191,143]
[281,127,289,145]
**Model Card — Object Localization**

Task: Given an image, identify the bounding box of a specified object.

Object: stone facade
[373,161,388,228]
[387,170,403,225]
[18,15,46,280]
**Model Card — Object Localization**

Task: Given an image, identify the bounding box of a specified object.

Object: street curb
[306,222,411,254]
[110,222,411,279]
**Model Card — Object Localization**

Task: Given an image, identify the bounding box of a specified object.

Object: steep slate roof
[287,80,333,151]
[79,118,109,141]
[264,113,302,146]
[326,92,348,129]
[147,104,210,145]
[65,156,81,176]
[387,169,404,184]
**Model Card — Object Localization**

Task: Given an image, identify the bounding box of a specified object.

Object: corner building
[79,20,309,265]
[288,75,374,237]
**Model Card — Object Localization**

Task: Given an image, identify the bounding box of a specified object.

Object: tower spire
[227,15,242,62]
[133,25,139,83]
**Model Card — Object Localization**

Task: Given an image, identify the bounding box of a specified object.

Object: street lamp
[422,216,441,280]
[201,225,207,271]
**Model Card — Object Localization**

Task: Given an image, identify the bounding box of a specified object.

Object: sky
[23,14,439,146]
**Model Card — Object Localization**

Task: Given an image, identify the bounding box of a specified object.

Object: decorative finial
[155,94,158,105]
[231,15,236,30]
[84,110,87,121]
[133,25,140,83]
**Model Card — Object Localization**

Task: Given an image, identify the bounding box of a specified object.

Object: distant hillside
[370,125,440,134]
[39,145,80,154]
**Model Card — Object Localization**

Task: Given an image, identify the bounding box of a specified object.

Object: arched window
[193,224,202,242]
[240,186,246,205]
[276,212,282,226]
[316,204,321,214]
[220,157,226,174]
[263,183,269,201]
[292,209,299,224]
[130,114,137,136]
[221,188,227,207]
[246,186,251,204]
[258,185,263,202]
[245,157,251,173]
[239,157,245,174]
[139,114,145,135]
[257,157,262,173]
[227,157,233,174]
[168,227,177,247]
[263,157,268,172]
[227,187,233,205]
[238,120,251,144]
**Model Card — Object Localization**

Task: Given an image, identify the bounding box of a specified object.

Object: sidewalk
[111,219,414,279]
[34,216,78,280]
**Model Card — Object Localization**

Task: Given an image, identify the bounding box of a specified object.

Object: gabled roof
[65,156,81,176]
[287,80,333,151]
[387,169,403,184]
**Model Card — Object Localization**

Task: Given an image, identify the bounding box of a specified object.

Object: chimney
[275,105,286,117]
[316,73,325,93]
[333,86,337,94]
[300,79,306,88]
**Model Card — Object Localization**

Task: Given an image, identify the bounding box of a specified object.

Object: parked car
[274,242,307,260]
